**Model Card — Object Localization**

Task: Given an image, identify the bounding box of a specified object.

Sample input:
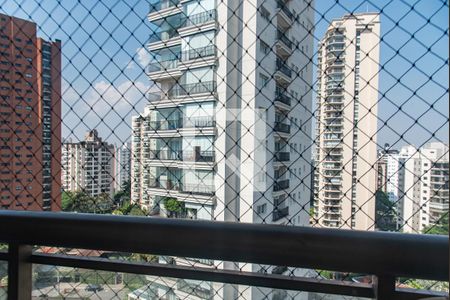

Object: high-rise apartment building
[130,0,314,298]
[376,145,400,202]
[313,13,380,230]
[397,142,449,233]
[0,14,61,211]
[62,130,115,198]
[114,142,131,191]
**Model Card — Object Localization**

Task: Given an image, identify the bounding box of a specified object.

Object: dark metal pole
[375,274,395,300]
[8,244,32,300]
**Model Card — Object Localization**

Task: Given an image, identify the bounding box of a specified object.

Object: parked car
[85,284,104,292]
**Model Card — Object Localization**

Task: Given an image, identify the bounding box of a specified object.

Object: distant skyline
[0,0,447,149]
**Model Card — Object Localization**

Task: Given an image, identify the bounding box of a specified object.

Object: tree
[113,180,131,204]
[423,213,448,235]
[163,198,184,218]
[61,191,75,211]
[375,191,397,231]
[128,205,146,216]
[61,191,114,214]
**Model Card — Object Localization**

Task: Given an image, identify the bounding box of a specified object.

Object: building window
[260,40,270,55]
[260,6,270,22]
[259,73,269,88]
[256,203,267,214]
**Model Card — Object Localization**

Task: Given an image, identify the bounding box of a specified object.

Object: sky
[0,0,448,150]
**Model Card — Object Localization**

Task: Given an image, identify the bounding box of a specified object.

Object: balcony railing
[276,58,292,78]
[181,183,215,195]
[148,28,179,43]
[183,116,215,128]
[274,122,291,133]
[147,56,180,73]
[182,150,215,162]
[149,149,182,160]
[149,149,215,162]
[149,119,182,130]
[149,116,214,130]
[273,178,289,191]
[276,30,293,49]
[276,1,294,20]
[181,44,216,61]
[0,211,446,300]
[171,81,216,97]
[275,86,292,106]
[272,206,289,221]
[182,9,217,28]
[274,151,290,162]
[149,0,179,13]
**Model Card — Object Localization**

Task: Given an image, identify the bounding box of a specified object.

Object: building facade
[397,142,449,233]
[376,146,400,202]
[131,0,314,298]
[0,14,61,211]
[313,13,380,230]
[62,130,115,198]
[114,142,131,191]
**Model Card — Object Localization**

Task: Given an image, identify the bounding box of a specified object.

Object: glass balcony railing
[184,116,215,128]
[181,45,216,61]
[171,81,216,97]
[148,28,179,43]
[181,183,215,195]
[276,58,292,78]
[148,116,215,130]
[274,151,290,162]
[273,179,289,191]
[149,119,182,130]
[276,30,293,49]
[149,0,180,14]
[272,206,289,221]
[147,56,180,73]
[274,122,291,133]
[183,9,217,28]
[182,150,215,162]
[275,86,292,106]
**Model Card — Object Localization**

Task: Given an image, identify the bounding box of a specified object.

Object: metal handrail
[181,45,216,61]
[276,30,293,49]
[183,9,216,27]
[0,211,447,299]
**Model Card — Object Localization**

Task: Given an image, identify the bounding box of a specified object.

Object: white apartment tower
[377,147,401,202]
[313,13,380,230]
[114,142,131,191]
[398,142,449,233]
[130,0,314,298]
[62,130,115,198]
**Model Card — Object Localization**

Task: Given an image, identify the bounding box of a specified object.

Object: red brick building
[0,13,61,211]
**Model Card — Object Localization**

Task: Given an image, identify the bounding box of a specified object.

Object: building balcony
[1,211,445,300]
[275,58,292,84]
[181,44,216,61]
[148,0,181,21]
[148,29,181,50]
[147,57,182,81]
[171,81,216,98]
[181,9,217,29]
[273,122,291,134]
[275,30,293,56]
[272,206,289,221]
[149,116,214,131]
[276,1,294,28]
[274,151,290,162]
[273,179,289,192]
[275,86,291,107]
[181,183,215,195]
